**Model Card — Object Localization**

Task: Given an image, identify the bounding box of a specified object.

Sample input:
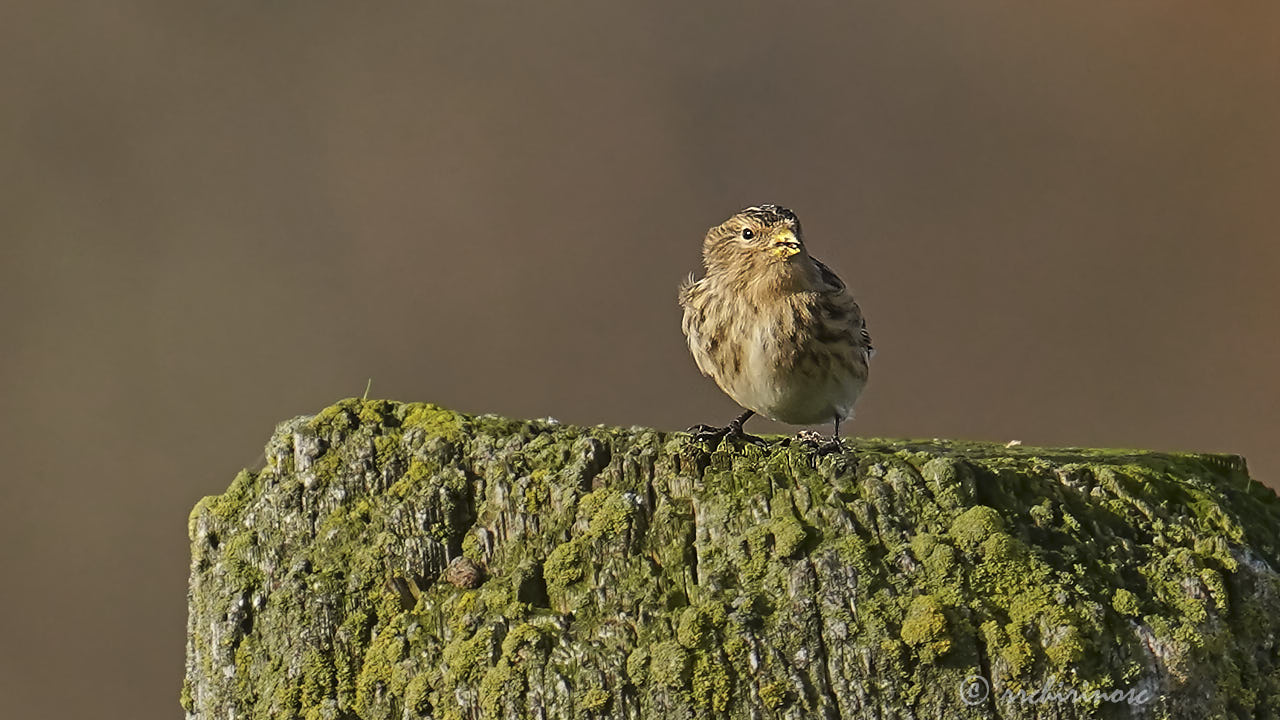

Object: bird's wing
[811,257,874,361]
[678,276,720,379]
[811,257,846,292]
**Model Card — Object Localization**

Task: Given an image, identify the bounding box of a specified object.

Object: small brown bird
[680,205,873,443]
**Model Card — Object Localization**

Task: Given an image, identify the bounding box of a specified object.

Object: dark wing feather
[811,256,874,361]
[811,257,846,292]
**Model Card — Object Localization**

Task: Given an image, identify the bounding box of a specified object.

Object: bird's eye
[741,228,754,240]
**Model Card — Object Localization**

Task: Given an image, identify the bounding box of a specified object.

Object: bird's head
[703,204,808,273]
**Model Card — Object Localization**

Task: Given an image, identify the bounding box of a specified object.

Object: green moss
[758,680,789,710]
[676,603,726,649]
[334,607,373,702]
[625,647,649,684]
[649,640,690,689]
[461,531,484,562]
[1112,588,1141,617]
[1043,622,1085,667]
[948,505,1005,550]
[372,434,404,469]
[300,649,335,710]
[523,469,550,512]
[355,623,409,712]
[223,532,264,590]
[500,622,545,661]
[389,459,431,498]
[722,620,750,665]
[403,673,432,715]
[442,626,494,687]
[402,403,464,444]
[909,532,937,561]
[979,532,1028,562]
[273,675,301,717]
[356,398,395,426]
[833,533,871,574]
[691,652,731,712]
[479,659,522,718]
[577,489,607,524]
[1028,500,1054,527]
[900,594,950,661]
[769,516,807,558]
[918,456,975,510]
[580,686,610,713]
[1200,568,1229,611]
[309,451,343,484]
[923,543,958,582]
[309,401,356,436]
[545,538,588,590]
[982,620,1033,676]
[189,469,257,540]
[233,638,257,705]
[1060,511,1082,534]
[584,490,636,539]
[476,574,521,618]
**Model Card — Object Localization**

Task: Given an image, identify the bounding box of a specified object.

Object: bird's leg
[689,410,764,445]
[825,415,847,451]
[727,410,762,441]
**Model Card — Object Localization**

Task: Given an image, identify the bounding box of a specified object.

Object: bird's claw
[795,430,845,454]
[688,423,766,446]
[795,430,825,444]
[733,430,768,446]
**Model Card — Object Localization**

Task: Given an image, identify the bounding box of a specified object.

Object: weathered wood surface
[184,399,1280,719]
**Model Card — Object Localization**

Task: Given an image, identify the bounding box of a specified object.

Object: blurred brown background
[3,2,1277,718]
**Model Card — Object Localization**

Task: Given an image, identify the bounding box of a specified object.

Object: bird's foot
[688,423,766,446]
[795,430,825,445]
[795,430,845,453]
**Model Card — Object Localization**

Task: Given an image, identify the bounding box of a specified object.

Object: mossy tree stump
[184,399,1280,719]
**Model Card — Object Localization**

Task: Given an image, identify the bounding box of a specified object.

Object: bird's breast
[683,277,867,427]
[719,302,864,425]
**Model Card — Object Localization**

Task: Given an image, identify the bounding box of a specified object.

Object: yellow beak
[771,230,801,258]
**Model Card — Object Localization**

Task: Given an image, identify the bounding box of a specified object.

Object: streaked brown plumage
[680,205,872,441]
